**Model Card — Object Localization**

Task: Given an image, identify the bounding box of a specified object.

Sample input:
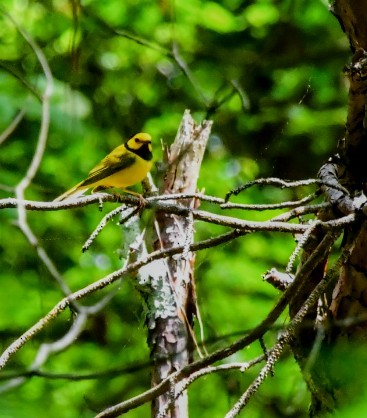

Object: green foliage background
[0,0,356,417]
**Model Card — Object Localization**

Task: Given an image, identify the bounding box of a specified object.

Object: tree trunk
[146,110,212,417]
[290,2,367,416]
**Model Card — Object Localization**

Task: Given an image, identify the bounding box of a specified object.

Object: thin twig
[225,178,350,202]
[82,205,139,252]
[230,79,250,111]
[176,356,265,396]
[82,6,170,57]
[172,42,208,107]
[221,192,321,211]
[271,202,330,222]
[0,108,26,145]
[0,359,152,382]
[0,60,43,101]
[193,209,352,234]
[286,221,321,274]
[8,21,53,191]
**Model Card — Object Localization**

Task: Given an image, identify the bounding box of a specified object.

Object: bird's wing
[80,146,136,187]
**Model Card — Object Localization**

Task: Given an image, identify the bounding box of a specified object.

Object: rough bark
[147,110,212,417]
[289,2,367,417]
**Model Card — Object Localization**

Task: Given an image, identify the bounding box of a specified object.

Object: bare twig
[8,21,53,191]
[221,192,321,211]
[230,79,250,111]
[82,205,140,252]
[193,210,352,234]
[0,359,152,381]
[172,42,208,107]
[176,356,265,397]
[286,221,321,273]
[0,108,26,146]
[82,6,170,56]
[271,202,330,222]
[225,177,350,202]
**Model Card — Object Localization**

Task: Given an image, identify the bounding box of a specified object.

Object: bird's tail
[54,182,88,202]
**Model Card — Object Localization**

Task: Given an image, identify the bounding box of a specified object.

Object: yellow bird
[54,132,153,201]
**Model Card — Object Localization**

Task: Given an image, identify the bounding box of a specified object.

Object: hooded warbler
[54,132,153,201]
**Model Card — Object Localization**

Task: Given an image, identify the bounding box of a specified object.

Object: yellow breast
[95,156,152,189]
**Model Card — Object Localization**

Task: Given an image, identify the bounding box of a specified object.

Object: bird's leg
[92,186,147,207]
[121,188,147,207]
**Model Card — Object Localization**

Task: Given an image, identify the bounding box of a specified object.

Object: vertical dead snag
[324,5,367,338]
[147,110,212,417]
[290,2,367,416]
[320,2,367,349]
